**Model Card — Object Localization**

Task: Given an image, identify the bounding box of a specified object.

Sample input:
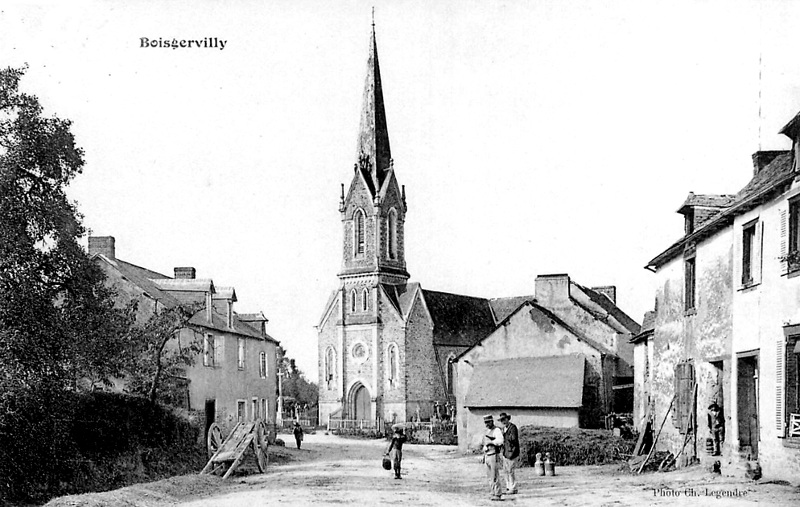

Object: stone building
[317,26,639,430]
[454,275,640,451]
[642,110,800,481]
[88,236,280,440]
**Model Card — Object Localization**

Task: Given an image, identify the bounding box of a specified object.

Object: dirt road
[179,433,800,507]
[47,432,800,506]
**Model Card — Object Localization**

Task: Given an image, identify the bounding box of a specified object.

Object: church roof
[355,25,392,196]
[464,355,586,408]
[421,289,496,347]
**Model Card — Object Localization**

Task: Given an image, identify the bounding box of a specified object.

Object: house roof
[488,295,534,324]
[576,284,641,335]
[676,193,736,214]
[647,151,794,270]
[421,289,496,347]
[631,310,655,343]
[464,355,585,408]
[96,256,182,309]
[212,286,237,302]
[189,309,277,342]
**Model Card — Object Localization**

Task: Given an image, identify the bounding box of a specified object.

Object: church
[317,26,640,428]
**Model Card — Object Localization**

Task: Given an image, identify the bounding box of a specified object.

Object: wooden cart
[202,419,269,479]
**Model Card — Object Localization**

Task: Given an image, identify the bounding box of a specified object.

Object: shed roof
[464,355,585,408]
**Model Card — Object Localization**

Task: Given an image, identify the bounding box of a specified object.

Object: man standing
[293,421,304,449]
[482,414,505,501]
[499,413,519,495]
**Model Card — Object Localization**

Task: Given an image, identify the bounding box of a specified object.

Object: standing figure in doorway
[707,402,725,456]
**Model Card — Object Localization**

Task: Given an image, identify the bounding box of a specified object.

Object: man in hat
[482,414,505,501]
[499,413,519,495]
[293,421,304,449]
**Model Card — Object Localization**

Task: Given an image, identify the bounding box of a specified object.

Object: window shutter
[734,225,743,286]
[754,221,764,284]
[214,336,223,366]
[777,339,786,436]
[780,206,788,274]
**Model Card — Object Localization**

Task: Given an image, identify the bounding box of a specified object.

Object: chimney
[88,236,115,259]
[591,286,617,305]
[535,274,571,307]
[174,267,196,279]
[751,151,785,175]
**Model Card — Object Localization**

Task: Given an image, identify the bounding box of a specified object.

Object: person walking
[482,414,505,501]
[385,425,407,479]
[293,421,304,449]
[498,413,519,495]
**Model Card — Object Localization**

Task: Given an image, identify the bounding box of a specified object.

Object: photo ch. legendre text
[140,37,227,50]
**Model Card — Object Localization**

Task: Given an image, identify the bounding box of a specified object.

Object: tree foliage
[277,345,318,415]
[0,66,133,392]
[124,304,203,405]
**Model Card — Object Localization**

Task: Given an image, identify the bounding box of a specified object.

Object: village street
[48,432,800,507]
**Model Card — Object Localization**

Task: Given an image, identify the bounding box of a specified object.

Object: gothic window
[388,344,398,386]
[350,289,357,313]
[324,347,336,389]
[354,209,365,256]
[446,355,456,395]
[362,288,368,311]
[388,208,397,260]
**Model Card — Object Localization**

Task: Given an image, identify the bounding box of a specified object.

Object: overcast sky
[3,1,799,381]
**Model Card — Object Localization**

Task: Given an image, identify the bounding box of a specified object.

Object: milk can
[534,452,545,476]
[544,452,556,476]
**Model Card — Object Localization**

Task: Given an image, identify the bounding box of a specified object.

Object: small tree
[277,346,318,418]
[124,305,203,405]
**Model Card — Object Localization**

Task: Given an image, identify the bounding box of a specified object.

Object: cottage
[88,236,279,441]
[642,109,800,480]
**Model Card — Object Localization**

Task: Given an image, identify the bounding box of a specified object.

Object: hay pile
[519,426,635,466]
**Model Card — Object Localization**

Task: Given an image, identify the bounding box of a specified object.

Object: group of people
[381,412,520,501]
[482,413,519,501]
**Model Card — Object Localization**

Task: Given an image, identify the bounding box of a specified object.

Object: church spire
[356,21,392,194]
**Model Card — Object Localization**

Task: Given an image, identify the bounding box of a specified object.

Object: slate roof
[212,286,237,301]
[381,282,420,319]
[101,257,182,309]
[630,311,655,343]
[464,355,585,408]
[677,193,736,213]
[577,284,641,335]
[421,289,496,347]
[648,151,795,270]
[488,295,534,324]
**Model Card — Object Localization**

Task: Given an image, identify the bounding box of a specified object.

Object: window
[355,209,365,256]
[261,398,267,421]
[350,289,357,313]
[447,356,456,395]
[237,400,246,422]
[238,338,245,369]
[324,347,336,388]
[742,222,756,285]
[387,209,397,259]
[388,344,398,385]
[791,199,800,255]
[352,343,366,360]
[259,351,267,378]
[251,398,258,422]
[684,257,696,311]
[362,288,368,312]
[204,334,215,367]
[781,333,800,437]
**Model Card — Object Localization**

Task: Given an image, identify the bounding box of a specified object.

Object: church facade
[317,27,640,427]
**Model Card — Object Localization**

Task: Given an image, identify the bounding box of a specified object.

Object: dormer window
[684,209,694,235]
[354,209,365,256]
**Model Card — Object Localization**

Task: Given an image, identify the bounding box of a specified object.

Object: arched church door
[353,385,371,421]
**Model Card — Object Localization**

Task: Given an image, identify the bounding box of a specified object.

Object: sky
[2,0,799,382]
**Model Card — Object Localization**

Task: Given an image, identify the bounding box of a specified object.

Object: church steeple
[356,23,391,194]
[338,22,409,285]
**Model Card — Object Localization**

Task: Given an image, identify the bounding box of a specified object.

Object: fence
[327,418,382,432]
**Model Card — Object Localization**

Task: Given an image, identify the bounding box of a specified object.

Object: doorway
[204,399,216,440]
[737,353,759,459]
[351,384,371,421]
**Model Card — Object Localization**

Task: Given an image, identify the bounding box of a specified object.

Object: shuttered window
[684,257,696,311]
[777,339,786,435]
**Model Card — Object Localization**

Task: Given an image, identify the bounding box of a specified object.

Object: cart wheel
[207,423,223,458]
[254,420,269,473]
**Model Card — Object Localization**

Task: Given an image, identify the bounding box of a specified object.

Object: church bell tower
[338,23,409,288]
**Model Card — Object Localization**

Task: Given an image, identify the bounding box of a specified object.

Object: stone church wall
[378,289,407,423]
[318,295,342,425]
[404,294,437,420]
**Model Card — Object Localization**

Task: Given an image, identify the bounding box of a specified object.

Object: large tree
[0,66,132,391]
